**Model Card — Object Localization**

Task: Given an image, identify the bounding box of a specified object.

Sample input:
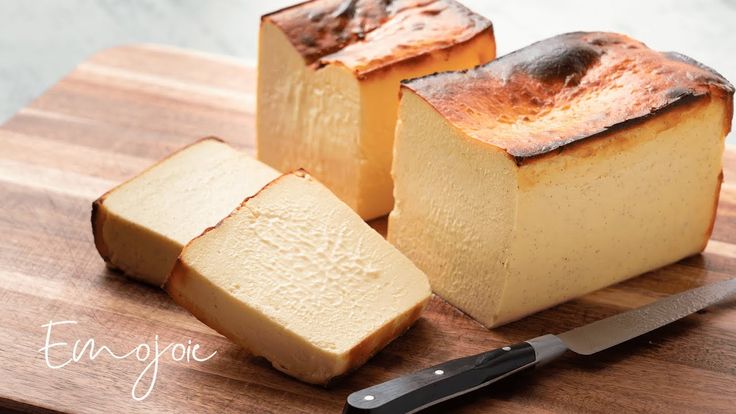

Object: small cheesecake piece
[257,0,495,220]
[165,171,431,384]
[389,32,734,327]
[92,138,280,286]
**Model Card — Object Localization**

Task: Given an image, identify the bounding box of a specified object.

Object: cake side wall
[99,210,183,286]
[257,21,363,211]
[388,91,517,327]
[494,96,728,326]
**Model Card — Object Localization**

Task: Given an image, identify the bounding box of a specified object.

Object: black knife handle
[344,342,537,414]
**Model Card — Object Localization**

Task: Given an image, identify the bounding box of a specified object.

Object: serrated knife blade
[557,277,736,355]
[344,278,736,414]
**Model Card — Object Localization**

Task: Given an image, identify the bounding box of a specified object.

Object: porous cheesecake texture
[389,32,734,327]
[92,138,280,286]
[165,171,431,384]
[257,0,495,220]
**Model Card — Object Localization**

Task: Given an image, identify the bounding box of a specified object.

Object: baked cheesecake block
[257,0,495,220]
[389,32,734,327]
[165,171,431,384]
[92,138,279,286]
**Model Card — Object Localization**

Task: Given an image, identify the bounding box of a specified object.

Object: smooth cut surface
[166,172,430,384]
[93,138,279,286]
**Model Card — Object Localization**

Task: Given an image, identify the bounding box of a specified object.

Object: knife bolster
[526,335,568,366]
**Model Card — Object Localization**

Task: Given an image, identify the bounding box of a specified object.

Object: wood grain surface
[0,44,735,414]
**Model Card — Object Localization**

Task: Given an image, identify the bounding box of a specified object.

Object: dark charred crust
[501,35,602,84]
[402,31,734,160]
[403,32,606,86]
[512,92,707,164]
[662,52,735,93]
[332,0,359,19]
[263,0,492,73]
[665,86,693,100]
[91,197,110,262]
[354,26,494,80]
[264,0,391,65]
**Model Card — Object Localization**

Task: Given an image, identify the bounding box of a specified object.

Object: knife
[343,278,736,414]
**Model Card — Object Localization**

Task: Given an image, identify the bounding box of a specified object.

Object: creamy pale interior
[389,91,727,327]
[166,172,430,384]
[95,139,279,286]
[257,21,494,220]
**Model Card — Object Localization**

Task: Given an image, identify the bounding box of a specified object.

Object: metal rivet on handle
[502,346,511,351]
[363,395,375,401]
[434,369,444,375]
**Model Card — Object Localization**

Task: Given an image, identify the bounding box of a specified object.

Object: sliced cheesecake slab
[389,32,734,327]
[92,138,280,286]
[165,171,430,384]
[257,0,495,220]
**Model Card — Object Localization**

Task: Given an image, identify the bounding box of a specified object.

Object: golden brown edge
[335,296,429,384]
[90,136,226,269]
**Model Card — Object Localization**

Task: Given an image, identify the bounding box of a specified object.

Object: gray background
[1,0,735,143]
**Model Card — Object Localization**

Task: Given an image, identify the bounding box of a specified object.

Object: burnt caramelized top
[403,32,734,161]
[262,0,492,76]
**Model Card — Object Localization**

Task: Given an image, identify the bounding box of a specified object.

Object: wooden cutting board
[1,44,735,414]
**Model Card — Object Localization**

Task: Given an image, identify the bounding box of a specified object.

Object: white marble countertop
[1,0,734,142]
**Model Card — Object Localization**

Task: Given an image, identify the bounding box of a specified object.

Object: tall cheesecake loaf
[166,171,431,384]
[257,0,495,220]
[92,138,279,286]
[389,32,734,327]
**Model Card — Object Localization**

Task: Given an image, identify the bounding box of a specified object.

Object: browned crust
[90,136,226,269]
[401,31,735,163]
[514,93,711,167]
[262,0,493,77]
[90,198,111,263]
